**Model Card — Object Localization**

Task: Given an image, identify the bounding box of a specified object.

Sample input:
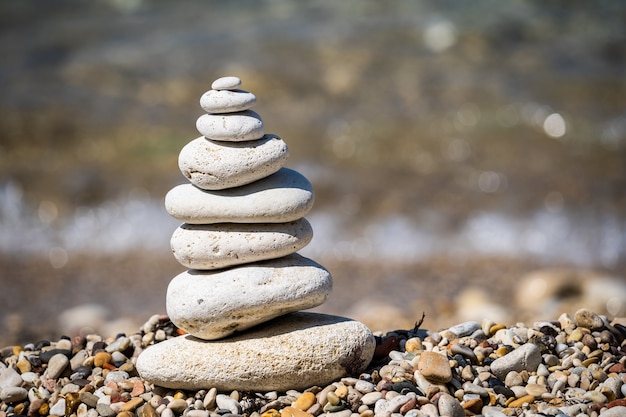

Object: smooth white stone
[165,168,314,224]
[211,76,241,90]
[196,110,264,141]
[170,218,313,270]
[166,253,332,339]
[178,135,288,190]
[200,89,256,114]
[136,312,375,392]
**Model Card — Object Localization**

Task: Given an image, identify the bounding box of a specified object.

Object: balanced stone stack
[137,77,375,392]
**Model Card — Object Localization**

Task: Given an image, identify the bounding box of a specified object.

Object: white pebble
[212,76,241,90]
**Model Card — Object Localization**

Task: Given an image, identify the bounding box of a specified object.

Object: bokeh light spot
[543,113,567,138]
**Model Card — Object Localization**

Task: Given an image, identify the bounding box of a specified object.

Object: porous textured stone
[196,110,264,141]
[136,312,376,392]
[170,218,313,270]
[200,89,257,114]
[164,168,314,224]
[166,254,332,340]
[177,135,288,190]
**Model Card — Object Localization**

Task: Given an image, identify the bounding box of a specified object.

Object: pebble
[211,76,242,90]
[49,398,67,416]
[166,254,332,340]
[418,351,452,384]
[165,168,314,224]
[178,134,288,191]
[293,392,316,411]
[200,89,257,113]
[170,218,313,270]
[574,308,605,330]
[45,352,70,379]
[489,343,541,380]
[0,386,28,402]
[196,110,265,141]
[0,367,22,389]
[437,393,464,417]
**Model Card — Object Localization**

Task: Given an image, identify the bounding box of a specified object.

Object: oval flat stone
[166,253,332,339]
[211,76,241,90]
[171,218,313,270]
[178,135,288,190]
[136,312,375,391]
[196,110,264,141]
[200,89,257,114]
[165,168,314,224]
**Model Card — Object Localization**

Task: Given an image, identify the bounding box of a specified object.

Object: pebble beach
[1,308,625,417]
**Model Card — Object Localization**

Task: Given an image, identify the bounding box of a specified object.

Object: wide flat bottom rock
[136,312,375,392]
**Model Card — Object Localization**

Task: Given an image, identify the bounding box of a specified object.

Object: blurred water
[1,176,624,270]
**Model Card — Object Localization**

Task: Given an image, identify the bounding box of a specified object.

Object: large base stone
[136,312,375,392]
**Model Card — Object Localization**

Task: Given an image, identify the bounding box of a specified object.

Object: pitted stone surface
[166,254,332,340]
[196,110,264,141]
[170,218,313,270]
[165,168,314,224]
[200,89,257,114]
[178,135,288,190]
[136,312,375,392]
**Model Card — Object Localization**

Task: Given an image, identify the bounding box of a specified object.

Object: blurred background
[1,0,625,345]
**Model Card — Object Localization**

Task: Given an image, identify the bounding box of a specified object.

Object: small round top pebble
[212,76,241,91]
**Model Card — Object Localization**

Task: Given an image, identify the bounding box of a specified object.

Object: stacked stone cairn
[137,76,375,392]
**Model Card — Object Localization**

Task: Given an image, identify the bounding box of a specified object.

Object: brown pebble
[399,397,416,414]
[281,406,313,417]
[293,392,316,411]
[609,363,626,373]
[117,411,135,417]
[94,351,112,368]
[130,379,145,397]
[418,351,452,384]
[507,394,535,408]
[462,398,483,413]
[139,403,158,417]
[262,410,281,417]
[121,397,145,412]
[13,403,25,415]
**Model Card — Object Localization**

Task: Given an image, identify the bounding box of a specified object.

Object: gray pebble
[105,371,129,383]
[0,386,28,402]
[437,393,464,417]
[355,380,376,393]
[45,353,69,379]
[600,406,626,417]
[447,321,481,338]
[490,343,541,380]
[70,349,89,370]
[0,367,23,389]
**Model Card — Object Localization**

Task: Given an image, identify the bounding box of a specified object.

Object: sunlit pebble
[423,19,457,52]
[49,246,68,269]
[543,113,567,138]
